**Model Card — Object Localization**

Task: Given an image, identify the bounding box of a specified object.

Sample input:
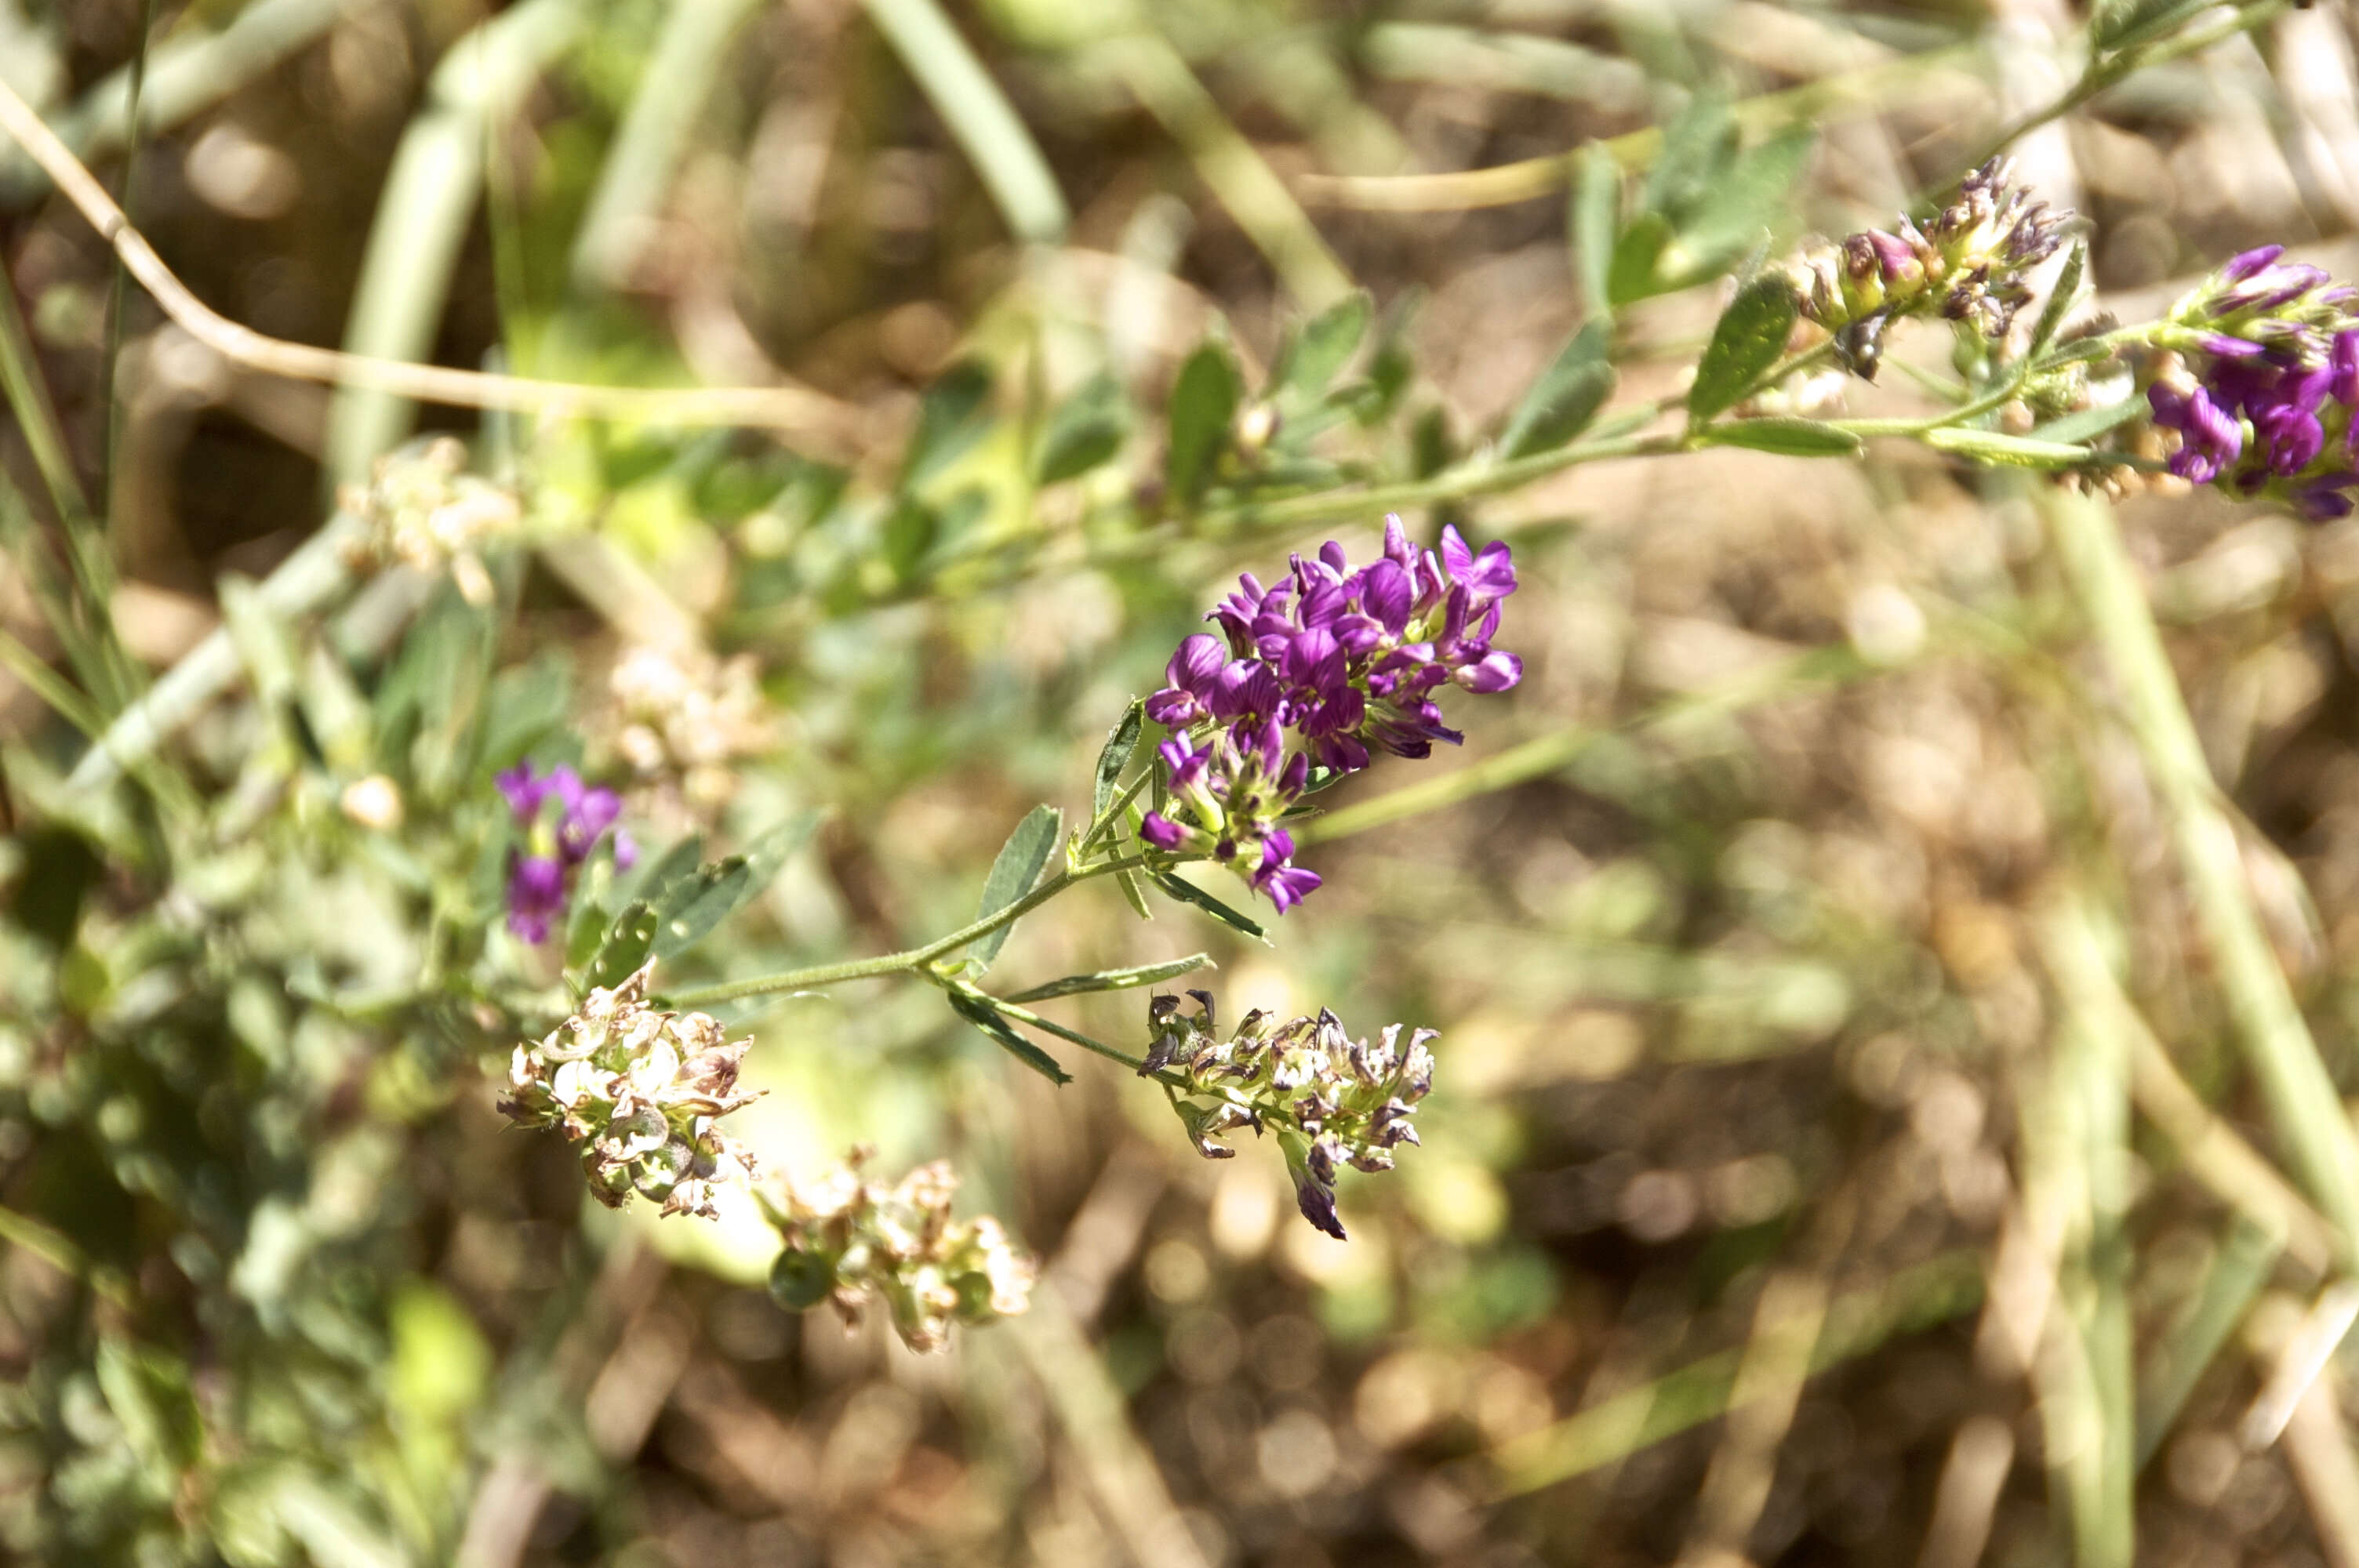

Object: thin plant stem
[2044,487,2359,1251]
[0,72,864,452]
[97,0,158,530]
[666,855,1162,1008]
[1295,43,1981,212]
[1092,30,1354,307]
[930,975,1160,1076]
[863,0,1069,245]
[1944,0,2295,193]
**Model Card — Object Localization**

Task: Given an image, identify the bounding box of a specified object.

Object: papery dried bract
[500,963,763,1220]
[1147,994,1436,1240]
[1788,158,2069,378]
[762,1149,1037,1352]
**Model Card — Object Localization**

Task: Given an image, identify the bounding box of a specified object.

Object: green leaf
[565,898,612,971]
[649,812,820,962]
[1660,126,1815,289]
[1500,320,1616,459]
[584,902,658,990]
[971,805,1063,967]
[1923,426,2095,468]
[1092,699,1144,823]
[946,991,1071,1083]
[1276,291,1372,404]
[1697,417,1863,456]
[901,358,996,490]
[1149,869,1270,942]
[1606,210,1674,307]
[1005,953,1214,1003]
[1167,339,1242,503]
[1115,866,1154,920]
[2030,396,2143,446]
[882,496,938,583]
[1032,371,1132,485]
[1688,276,1800,426]
[96,1338,202,1475]
[1644,93,1736,218]
[2029,239,2087,360]
[632,834,707,906]
[1569,146,1619,325]
[2095,0,2217,52]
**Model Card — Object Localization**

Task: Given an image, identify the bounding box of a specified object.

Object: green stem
[1943,0,2292,194]
[932,975,1164,1076]
[666,854,1159,1008]
[1078,769,1153,853]
[1190,430,1680,535]
[2044,487,2359,1251]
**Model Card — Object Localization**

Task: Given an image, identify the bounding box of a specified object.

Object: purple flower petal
[1140,811,1187,850]
[1453,650,1524,693]
[2225,245,2286,282]
[496,763,549,821]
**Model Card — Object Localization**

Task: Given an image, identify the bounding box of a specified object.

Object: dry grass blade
[0,74,866,453]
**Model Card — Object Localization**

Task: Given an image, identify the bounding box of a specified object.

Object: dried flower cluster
[2147,246,2359,519]
[1791,157,2069,378]
[340,435,520,604]
[605,643,775,817]
[762,1149,1036,1352]
[498,964,764,1219]
[1140,517,1521,911]
[1144,992,1435,1240]
[497,761,636,942]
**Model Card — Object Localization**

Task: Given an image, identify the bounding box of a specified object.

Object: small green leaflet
[1923,426,2093,469]
[1005,953,1213,1004]
[945,992,1071,1083]
[1149,870,1270,942]
[1499,320,1615,459]
[1092,699,1143,824]
[970,805,1063,968]
[1699,418,1863,456]
[1688,276,1799,426]
[1167,340,1242,503]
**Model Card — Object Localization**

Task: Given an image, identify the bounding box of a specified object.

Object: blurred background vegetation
[13,0,2359,1564]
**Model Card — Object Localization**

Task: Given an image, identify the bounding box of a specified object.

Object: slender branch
[932,975,1165,1076]
[1946,0,2295,188]
[1185,430,1680,538]
[665,855,1160,1008]
[0,73,866,452]
[1295,44,1982,212]
[2043,487,2359,1250]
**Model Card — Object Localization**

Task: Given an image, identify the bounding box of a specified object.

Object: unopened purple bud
[1453,649,1525,694]
[1140,812,1187,850]
[2225,245,2287,282]
[2197,332,2266,360]
[2332,332,2359,406]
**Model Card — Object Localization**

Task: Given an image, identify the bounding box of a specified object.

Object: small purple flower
[506,853,567,943]
[1249,833,1322,915]
[1147,634,1227,727]
[1135,517,1521,911]
[497,760,633,944]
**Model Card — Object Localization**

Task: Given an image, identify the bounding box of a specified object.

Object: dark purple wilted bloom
[1792,158,2070,378]
[1136,518,1521,913]
[498,761,635,942]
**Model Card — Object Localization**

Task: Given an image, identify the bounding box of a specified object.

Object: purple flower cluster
[497,762,637,942]
[2150,246,2359,519]
[1138,518,1521,913]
